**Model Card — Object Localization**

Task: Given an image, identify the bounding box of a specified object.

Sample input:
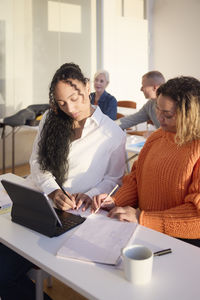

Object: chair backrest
[147,119,154,125]
[116,112,125,119]
[117,101,137,109]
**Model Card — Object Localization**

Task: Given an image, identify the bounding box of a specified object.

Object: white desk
[126,134,146,154]
[125,135,146,172]
[1,175,200,300]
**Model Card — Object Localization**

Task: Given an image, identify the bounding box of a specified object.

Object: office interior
[0,0,200,171]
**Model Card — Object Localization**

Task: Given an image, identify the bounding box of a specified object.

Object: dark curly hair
[37,63,89,185]
[157,76,200,145]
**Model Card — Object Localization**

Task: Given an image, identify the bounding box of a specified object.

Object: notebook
[1,180,86,237]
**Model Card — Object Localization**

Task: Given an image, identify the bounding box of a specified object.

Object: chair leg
[126,152,138,173]
[125,151,131,173]
[34,269,44,300]
[46,275,53,288]
[27,267,52,300]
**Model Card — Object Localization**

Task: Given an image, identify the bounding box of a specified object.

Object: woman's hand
[108,206,140,223]
[91,194,115,213]
[74,193,92,211]
[48,189,76,211]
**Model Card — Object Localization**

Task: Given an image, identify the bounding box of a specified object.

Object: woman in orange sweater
[93,76,200,246]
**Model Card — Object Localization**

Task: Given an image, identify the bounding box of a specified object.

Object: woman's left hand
[73,193,92,211]
[108,206,140,223]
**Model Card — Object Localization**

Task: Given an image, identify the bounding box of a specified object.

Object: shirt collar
[85,106,103,127]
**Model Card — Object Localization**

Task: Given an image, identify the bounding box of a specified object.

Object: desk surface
[126,134,146,154]
[1,174,200,300]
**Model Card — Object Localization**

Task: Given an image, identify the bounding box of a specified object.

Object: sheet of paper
[67,207,108,218]
[57,214,138,265]
[0,173,26,210]
[0,188,12,209]
[128,141,145,149]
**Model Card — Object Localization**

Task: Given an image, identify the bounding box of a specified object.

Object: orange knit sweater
[114,129,200,239]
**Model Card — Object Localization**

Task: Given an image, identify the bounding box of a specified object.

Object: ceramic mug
[122,244,153,285]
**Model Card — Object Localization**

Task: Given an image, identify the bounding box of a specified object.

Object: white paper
[67,207,109,218]
[57,214,137,265]
[0,187,12,209]
[0,173,26,210]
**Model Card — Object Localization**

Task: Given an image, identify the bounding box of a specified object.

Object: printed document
[57,214,138,265]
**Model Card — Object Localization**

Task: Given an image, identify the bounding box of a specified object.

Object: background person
[93,76,200,247]
[0,63,126,299]
[90,70,117,120]
[117,71,165,130]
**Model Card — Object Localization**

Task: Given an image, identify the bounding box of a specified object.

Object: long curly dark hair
[37,63,88,185]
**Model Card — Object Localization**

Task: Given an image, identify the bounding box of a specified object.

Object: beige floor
[43,278,87,300]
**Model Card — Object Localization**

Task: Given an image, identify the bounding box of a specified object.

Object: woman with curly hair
[29,62,126,211]
[93,76,200,247]
[0,63,126,300]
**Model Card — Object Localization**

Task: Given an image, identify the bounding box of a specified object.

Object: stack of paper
[57,214,138,265]
[0,185,12,214]
[0,173,26,214]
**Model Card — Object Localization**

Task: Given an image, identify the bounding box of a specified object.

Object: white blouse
[29,106,126,198]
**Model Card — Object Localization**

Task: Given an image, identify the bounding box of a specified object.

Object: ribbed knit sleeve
[139,202,200,238]
[115,129,200,239]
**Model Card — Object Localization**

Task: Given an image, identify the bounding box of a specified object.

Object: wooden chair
[126,120,154,136]
[117,100,137,129]
[116,112,125,119]
[117,101,137,172]
[117,100,137,109]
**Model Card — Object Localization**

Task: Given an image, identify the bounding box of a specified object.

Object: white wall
[100,0,148,109]
[0,0,96,169]
[0,0,33,116]
[149,0,200,80]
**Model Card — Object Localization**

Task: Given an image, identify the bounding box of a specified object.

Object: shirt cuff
[40,178,60,195]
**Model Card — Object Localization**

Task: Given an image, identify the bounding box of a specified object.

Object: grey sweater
[116,99,160,130]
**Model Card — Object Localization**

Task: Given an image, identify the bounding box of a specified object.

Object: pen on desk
[154,248,172,256]
[94,184,119,214]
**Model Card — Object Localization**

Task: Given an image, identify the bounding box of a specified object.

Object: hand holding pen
[92,184,119,214]
[49,187,76,211]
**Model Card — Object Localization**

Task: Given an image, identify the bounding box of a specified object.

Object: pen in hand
[59,185,76,209]
[94,184,119,214]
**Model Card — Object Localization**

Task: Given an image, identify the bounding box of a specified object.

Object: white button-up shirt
[29,106,126,198]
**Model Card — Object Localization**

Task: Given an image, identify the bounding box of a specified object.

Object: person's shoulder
[144,99,155,108]
[145,128,163,144]
[100,112,126,138]
[104,91,117,102]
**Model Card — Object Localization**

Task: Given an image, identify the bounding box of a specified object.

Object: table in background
[0,124,38,174]
[0,174,200,300]
[125,134,146,172]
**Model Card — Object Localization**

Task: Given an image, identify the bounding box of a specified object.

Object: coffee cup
[122,244,153,284]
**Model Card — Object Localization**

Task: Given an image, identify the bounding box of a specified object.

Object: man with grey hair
[117,71,165,130]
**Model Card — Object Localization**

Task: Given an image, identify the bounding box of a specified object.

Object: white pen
[94,184,119,214]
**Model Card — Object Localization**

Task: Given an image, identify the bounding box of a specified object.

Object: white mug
[122,244,153,285]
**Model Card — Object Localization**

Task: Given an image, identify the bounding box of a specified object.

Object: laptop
[1,179,86,237]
